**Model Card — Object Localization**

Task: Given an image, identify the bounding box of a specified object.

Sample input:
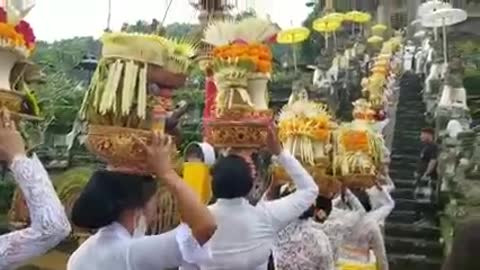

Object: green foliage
[32,37,101,75]
[36,72,85,134]
[300,4,323,63]
[54,167,93,201]
[0,177,15,213]
[122,19,197,40]
[165,23,197,38]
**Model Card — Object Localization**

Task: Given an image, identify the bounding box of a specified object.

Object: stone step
[395,199,438,212]
[394,120,424,124]
[390,154,419,161]
[389,162,417,172]
[389,169,415,180]
[392,133,423,139]
[386,236,444,258]
[389,254,443,270]
[391,145,423,152]
[385,223,441,240]
[394,113,425,118]
[387,210,417,224]
[391,188,414,200]
[393,179,415,189]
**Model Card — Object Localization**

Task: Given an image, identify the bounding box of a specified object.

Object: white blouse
[196,150,318,270]
[0,155,71,270]
[365,187,395,226]
[68,222,211,270]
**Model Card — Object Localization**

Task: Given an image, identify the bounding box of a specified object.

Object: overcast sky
[22,0,311,42]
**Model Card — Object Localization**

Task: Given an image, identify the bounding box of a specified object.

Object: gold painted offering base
[340,174,377,189]
[204,107,273,148]
[85,125,152,175]
[272,165,341,198]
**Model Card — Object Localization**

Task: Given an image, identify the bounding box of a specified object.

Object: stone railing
[425,78,480,253]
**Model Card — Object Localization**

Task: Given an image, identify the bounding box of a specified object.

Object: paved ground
[18,251,69,270]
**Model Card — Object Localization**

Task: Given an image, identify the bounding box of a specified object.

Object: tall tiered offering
[0,3,40,119]
[80,33,197,174]
[202,18,279,148]
[334,119,384,188]
[274,96,341,197]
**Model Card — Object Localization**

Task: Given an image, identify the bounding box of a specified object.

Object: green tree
[32,37,101,75]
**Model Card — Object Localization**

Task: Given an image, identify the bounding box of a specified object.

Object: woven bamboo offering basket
[80,32,197,175]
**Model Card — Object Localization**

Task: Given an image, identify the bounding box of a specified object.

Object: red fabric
[265,33,278,44]
[203,76,217,119]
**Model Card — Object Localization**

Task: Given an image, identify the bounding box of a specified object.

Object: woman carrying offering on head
[67,133,217,270]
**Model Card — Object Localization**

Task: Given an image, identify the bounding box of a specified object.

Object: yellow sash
[337,262,376,270]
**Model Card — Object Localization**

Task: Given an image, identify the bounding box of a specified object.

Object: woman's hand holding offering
[0,109,25,166]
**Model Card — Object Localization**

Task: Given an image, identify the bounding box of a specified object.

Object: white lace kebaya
[274,219,335,270]
[0,155,71,270]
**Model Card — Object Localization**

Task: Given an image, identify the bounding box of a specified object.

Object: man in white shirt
[403,40,416,72]
[195,128,319,270]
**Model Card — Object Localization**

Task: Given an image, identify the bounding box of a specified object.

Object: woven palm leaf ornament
[79,31,198,174]
[204,18,278,112]
[273,93,341,196]
[334,119,384,188]
[79,33,197,128]
[278,99,336,165]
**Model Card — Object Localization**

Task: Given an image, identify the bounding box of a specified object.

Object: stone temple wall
[424,75,480,253]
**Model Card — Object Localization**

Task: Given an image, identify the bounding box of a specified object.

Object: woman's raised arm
[0,110,71,269]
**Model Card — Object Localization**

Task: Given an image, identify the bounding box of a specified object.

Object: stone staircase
[386,73,444,270]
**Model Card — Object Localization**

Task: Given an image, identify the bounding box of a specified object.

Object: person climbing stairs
[386,73,444,270]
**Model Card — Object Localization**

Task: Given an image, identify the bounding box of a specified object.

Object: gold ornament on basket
[203,17,279,148]
[79,32,197,174]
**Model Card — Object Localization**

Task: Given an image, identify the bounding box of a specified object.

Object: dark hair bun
[71,170,157,229]
[211,155,253,199]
